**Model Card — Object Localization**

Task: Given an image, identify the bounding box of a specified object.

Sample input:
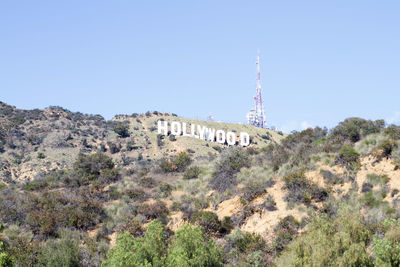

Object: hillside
[1,101,400,266]
[0,102,282,183]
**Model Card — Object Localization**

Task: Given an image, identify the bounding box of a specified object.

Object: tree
[166,224,222,267]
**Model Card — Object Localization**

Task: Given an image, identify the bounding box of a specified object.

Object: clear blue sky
[1,1,399,132]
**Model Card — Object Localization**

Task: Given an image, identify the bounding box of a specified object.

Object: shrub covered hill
[1,101,400,266]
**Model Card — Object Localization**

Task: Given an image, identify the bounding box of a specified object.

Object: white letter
[157,120,168,136]
[207,128,215,142]
[226,132,236,146]
[171,121,182,135]
[182,122,191,136]
[197,125,207,140]
[216,130,226,144]
[191,124,199,138]
[240,132,250,146]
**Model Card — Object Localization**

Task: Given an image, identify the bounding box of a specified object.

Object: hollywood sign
[157,121,250,147]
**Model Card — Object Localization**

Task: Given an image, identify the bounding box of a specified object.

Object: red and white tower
[247,50,267,128]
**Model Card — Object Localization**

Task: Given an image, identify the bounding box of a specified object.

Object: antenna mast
[247,50,267,128]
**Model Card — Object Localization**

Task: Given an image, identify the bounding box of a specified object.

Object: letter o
[171,121,182,135]
[226,132,236,146]
[216,130,226,144]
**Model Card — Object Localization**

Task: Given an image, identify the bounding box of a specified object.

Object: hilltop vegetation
[1,102,400,266]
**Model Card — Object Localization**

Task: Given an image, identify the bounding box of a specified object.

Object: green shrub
[210,147,250,193]
[37,233,81,267]
[191,211,221,236]
[113,123,130,138]
[220,216,234,235]
[282,170,328,204]
[274,216,300,252]
[366,173,390,186]
[158,182,174,197]
[241,181,266,202]
[166,224,223,266]
[378,139,397,158]
[263,195,277,211]
[74,153,119,184]
[0,241,14,267]
[102,220,166,267]
[169,134,176,141]
[37,152,46,159]
[183,166,201,180]
[373,219,400,266]
[160,152,192,172]
[275,205,372,267]
[335,144,360,170]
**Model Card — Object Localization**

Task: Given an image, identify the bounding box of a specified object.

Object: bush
[74,153,119,184]
[183,166,201,180]
[102,220,166,267]
[320,169,344,185]
[113,123,130,138]
[335,144,360,169]
[274,216,300,252]
[191,211,221,236]
[366,173,390,186]
[169,134,176,141]
[210,147,250,193]
[37,232,81,267]
[378,139,397,158]
[138,201,169,224]
[160,152,192,173]
[0,241,14,267]
[263,195,277,211]
[37,152,46,159]
[275,205,372,267]
[166,224,223,266]
[282,170,328,204]
[242,181,266,202]
[373,219,400,266]
[158,182,174,197]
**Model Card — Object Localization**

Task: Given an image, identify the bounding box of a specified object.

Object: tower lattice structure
[247,51,266,128]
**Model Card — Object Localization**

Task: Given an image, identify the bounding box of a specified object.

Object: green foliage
[210,147,250,193]
[224,229,267,266]
[378,139,397,157]
[158,182,174,197]
[113,123,130,138]
[282,170,328,204]
[183,166,201,180]
[336,144,360,170]
[241,181,266,202]
[274,216,300,252]
[166,224,222,267]
[169,134,176,141]
[330,118,384,143]
[37,152,46,159]
[373,219,400,266]
[367,173,390,186]
[191,211,221,236]
[384,125,400,140]
[102,220,166,267]
[74,153,119,184]
[160,152,192,172]
[0,241,14,267]
[275,205,372,267]
[37,232,81,267]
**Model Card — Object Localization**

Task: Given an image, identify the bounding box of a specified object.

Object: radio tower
[246,50,267,128]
